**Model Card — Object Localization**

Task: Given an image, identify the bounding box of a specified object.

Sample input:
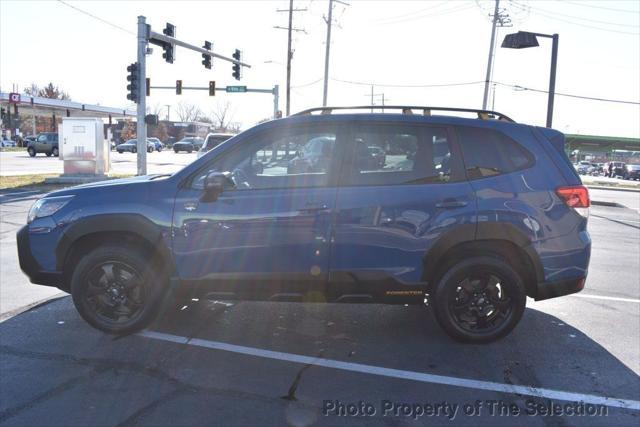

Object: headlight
[27,195,74,223]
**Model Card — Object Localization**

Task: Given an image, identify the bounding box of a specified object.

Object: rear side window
[340,124,461,186]
[456,127,532,179]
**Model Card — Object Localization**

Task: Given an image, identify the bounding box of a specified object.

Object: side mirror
[202,171,231,202]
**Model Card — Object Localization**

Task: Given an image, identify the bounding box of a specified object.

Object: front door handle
[435,200,468,209]
[301,201,329,212]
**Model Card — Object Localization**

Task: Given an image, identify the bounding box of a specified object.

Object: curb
[586,185,640,193]
[0,293,67,323]
[591,200,623,208]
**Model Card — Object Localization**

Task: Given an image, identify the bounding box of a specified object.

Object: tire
[432,256,526,344]
[117,150,123,154]
[157,147,162,152]
[70,245,168,335]
[187,149,193,154]
[148,146,154,153]
[46,151,52,157]
[52,147,59,157]
[28,147,36,157]
[132,147,137,154]
[174,148,180,153]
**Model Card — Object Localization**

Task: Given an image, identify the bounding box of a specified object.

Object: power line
[495,82,640,105]
[331,78,485,88]
[57,0,135,36]
[559,0,640,14]
[509,1,640,35]
[512,0,639,28]
[291,78,323,88]
[376,2,477,26]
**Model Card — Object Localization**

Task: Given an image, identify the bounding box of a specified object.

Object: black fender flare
[423,222,545,289]
[56,214,171,271]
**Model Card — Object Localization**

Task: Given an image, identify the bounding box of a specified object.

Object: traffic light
[209,81,216,96]
[232,49,241,80]
[176,80,182,95]
[126,62,139,103]
[162,23,175,63]
[202,41,212,69]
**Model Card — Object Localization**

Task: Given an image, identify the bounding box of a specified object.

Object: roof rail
[292,106,515,123]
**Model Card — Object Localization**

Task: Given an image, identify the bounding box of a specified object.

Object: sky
[1,0,639,137]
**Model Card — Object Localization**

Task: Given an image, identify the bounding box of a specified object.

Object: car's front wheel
[52,147,59,156]
[70,245,168,334]
[432,256,526,344]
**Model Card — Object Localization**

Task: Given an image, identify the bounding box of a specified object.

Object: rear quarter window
[456,126,533,179]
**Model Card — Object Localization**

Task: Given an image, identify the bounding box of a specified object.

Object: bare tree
[146,103,164,116]
[24,82,71,100]
[212,100,236,131]
[175,102,203,122]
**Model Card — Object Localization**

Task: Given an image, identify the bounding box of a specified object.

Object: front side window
[192,127,337,190]
[456,126,533,179]
[341,124,456,186]
[37,135,48,142]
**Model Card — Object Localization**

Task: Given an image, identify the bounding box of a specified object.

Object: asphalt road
[0,190,638,426]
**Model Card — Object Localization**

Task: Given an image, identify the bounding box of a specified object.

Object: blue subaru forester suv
[17,106,591,343]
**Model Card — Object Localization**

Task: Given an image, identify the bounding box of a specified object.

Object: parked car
[17,106,591,343]
[147,137,163,152]
[624,164,640,180]
[574,160,591,175]
[173,137,204,153]
[287,135,336,174]
[116,139,155,153]
[0,138,16,147]
[27,132,58,157]
[196,133,234,159]
[605,161,627,178]
[23,135,37,147]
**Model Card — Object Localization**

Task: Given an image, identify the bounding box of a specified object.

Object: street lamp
[502,31,559,128]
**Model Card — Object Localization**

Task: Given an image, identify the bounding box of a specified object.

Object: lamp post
[502,31,559,128]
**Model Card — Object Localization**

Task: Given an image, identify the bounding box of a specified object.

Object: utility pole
[322,0,349,107]
[365,88,385,113]
[482,0,511,110]
[136,15,148,176]
[276,2,306,116]
[165,104,171,121]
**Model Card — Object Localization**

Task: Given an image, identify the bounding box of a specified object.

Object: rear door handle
[301,201,329,212]
[435,200,468,209]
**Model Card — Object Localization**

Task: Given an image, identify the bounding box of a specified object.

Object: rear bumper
[534,276,586,301]
[17,225,63,288]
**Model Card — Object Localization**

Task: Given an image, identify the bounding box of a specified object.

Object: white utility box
[60,117,109,175]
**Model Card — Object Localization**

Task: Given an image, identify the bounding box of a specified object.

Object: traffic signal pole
[136,16,148,176]
[131,15,251,175]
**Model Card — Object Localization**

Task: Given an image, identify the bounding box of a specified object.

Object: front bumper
[17,225,63,288]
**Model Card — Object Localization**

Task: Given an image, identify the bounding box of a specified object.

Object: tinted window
[192,128,337,190]
[456,127,532,179]
[341,124,457,186]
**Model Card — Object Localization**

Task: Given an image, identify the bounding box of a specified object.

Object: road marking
[0,190,39,197]
[139,330,640,411]
[570,294,640,304]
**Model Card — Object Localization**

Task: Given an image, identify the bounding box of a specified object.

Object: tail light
[556,185,590,218]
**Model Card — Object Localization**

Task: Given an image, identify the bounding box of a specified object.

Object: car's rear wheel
[147,146,154,153]
[52,147,59,156]
[117,150,123,154]
[187,148,193,153]
[45,151,52,157]
[27,147,36,157]
[174,148,180,153]
[132,147,137,154]
[432,256,526,344]
[71,245,168,335]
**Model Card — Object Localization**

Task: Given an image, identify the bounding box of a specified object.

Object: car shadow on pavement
[0,297,638,426]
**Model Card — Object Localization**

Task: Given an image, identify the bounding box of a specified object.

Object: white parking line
[0,190,39,197]
[139,330,640,411]
[570,294,640,304]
